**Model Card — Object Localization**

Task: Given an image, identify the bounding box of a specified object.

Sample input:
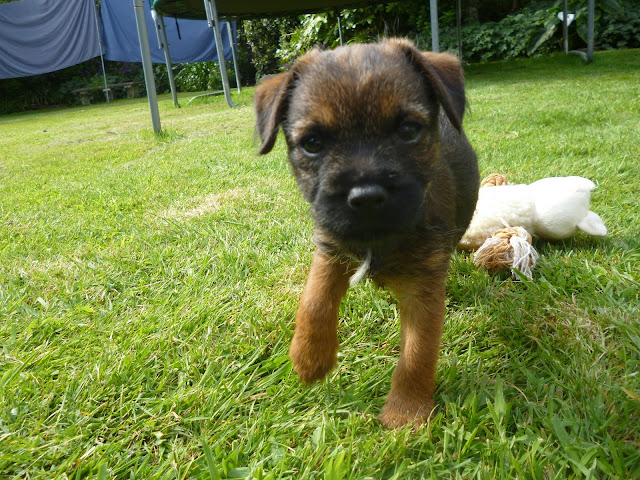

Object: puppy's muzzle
[347,184,389,214]
[314,173,424,248]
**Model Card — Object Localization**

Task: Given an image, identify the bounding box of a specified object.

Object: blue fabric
[0,0,102,79]
[101,0,235,64]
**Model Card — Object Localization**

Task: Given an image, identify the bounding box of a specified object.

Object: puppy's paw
[289,334,337,384]
[379,397,435,429]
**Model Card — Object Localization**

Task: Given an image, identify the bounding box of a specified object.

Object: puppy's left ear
[392,40,466,132]
[254,72,293,155]
[420,51,466,130]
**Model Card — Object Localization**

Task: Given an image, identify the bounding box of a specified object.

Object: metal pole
[204,0,234,107]
[90,0,110,103]
[153,11,179,106]
[133,0,161,133]
[337,12,344,46]
[429,0,439,52]
[562,0,569,54]
[587,0,594,62]
[456,0,462,58]
[227,22,241,93]
[204,0,213,27]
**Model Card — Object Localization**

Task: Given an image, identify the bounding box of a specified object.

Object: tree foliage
[1,0,639,112]
[239,0,639,71]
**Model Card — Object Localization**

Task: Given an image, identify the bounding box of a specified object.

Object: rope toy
[460,174,607,251]
[480,173,509,187]
[474,225,539,279]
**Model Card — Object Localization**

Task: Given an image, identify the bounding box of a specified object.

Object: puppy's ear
[254,72,293,155]
[419,51,466,130]
[254,49,322,154]
[389,39,466,132]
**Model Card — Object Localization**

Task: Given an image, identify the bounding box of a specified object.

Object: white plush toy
[460,175,607,251]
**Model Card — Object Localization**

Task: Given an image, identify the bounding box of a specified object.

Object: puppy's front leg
[290,249,351,384]
[380,276,446,428]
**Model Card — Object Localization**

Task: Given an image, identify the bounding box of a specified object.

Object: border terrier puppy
[254,38,479,428]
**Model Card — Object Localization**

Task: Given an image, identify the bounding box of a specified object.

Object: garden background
[1,0,639,478]
[0,0,639,114]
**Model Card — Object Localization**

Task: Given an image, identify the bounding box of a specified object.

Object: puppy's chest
[326,228,453,280]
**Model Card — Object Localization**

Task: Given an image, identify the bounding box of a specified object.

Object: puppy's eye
[396,121,422,142]
[301,135,324,155]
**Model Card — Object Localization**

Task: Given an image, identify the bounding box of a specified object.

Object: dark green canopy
[151,0,380,20]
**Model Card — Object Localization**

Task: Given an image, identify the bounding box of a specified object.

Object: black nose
[347,185,388,212]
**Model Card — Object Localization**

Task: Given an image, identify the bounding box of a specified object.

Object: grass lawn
[1,49,639,479]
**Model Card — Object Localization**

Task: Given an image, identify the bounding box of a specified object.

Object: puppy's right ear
[385,38,466,133]
[254,72,293,155]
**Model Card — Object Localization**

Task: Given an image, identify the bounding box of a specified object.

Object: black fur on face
[282,45,445,250]
[255,38,478,257]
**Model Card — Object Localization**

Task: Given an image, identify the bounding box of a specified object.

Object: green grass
[1,49,639,479]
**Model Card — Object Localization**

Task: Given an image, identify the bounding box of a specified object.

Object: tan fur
[254,39,479,429]
[289,249,353,383]
[377,263,448,427]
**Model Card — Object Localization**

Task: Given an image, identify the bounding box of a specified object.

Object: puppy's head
[255,38,466,250]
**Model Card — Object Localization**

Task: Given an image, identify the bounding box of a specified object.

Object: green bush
[431,4,561,62]
[174,61,237,92]
[276,8,387,65]
[242,17,300,79]
[0,59,98,113]
[273,0,640,67]
[235,26,257,87]
[419,0,639,63]
[598,1,640,49]
[0,59,145,113]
